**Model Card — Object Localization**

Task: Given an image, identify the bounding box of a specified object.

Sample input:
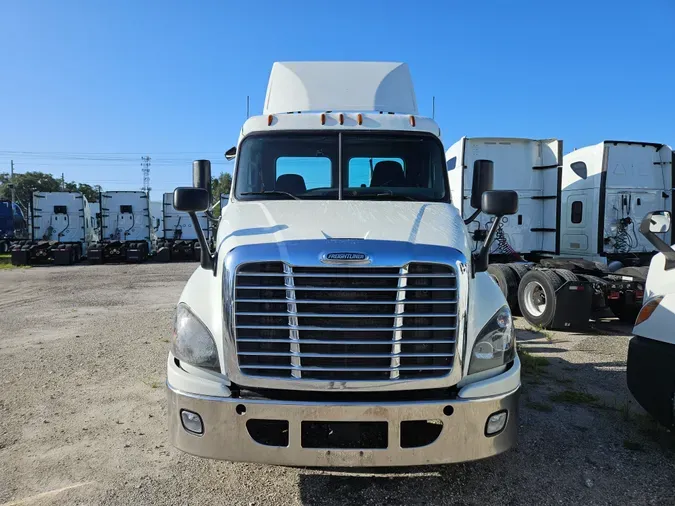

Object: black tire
[507,263,531,282]
[487,264,519,311]
[517,269,565,328]
[0,241,8,254]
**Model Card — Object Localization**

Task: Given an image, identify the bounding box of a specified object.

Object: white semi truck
[155,192,209,262]
[446,137,673,328]
[88,191,154,263]
[166,61,521,467]
[628,210,675,430]
[10,191,95,265]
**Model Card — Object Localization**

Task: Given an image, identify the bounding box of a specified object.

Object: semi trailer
[10,191,94,265]
[446,137,673,328]
[627,210,675,430]
[167,61,521,467]
[155,192,209,262]
[88,191,154,263]
[0,200,27,253]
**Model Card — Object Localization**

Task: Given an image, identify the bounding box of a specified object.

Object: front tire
[517,270,565,328]
[487,264,519,311]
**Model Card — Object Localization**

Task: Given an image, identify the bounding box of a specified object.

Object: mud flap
[88,246,104,263]
[155,247,171,263]
[54,247,73,266]
[550,280,593,329]
[126,245,144,263]
[11,249,30,266]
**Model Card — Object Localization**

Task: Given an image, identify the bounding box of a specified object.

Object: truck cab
[166,62,520,466]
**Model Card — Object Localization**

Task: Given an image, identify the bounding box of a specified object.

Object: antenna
[432,96,435,119]
[246,95,250,119]
[141,156,151,196]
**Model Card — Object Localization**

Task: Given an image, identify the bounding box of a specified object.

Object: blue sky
[1,0,673,198]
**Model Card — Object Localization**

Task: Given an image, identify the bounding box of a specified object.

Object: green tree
[211,172,232,217]
[63,182,99,202]
[0,171,61,209]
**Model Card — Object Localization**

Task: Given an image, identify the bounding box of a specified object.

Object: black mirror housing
[174,188,210,212]
[473,191,519,274]
[470,160,494,209]
[482,190,518,216]
[225,146,237,161]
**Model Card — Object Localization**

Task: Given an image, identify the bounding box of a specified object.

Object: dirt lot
[0,263,673,506]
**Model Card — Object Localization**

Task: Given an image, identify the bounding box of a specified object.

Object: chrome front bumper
[167,380,519,467]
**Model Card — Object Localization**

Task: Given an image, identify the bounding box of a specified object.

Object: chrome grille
[234,262,457,381]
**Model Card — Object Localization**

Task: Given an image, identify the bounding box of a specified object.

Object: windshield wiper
[240,191,301,201]
[353,191,417,201]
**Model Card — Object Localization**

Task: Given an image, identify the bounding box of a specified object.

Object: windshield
[234,132,449,202]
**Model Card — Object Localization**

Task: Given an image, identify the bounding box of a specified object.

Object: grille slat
[238,351,455,358]
[234,262,458,380]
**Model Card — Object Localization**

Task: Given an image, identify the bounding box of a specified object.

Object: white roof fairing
[263,61,419,115]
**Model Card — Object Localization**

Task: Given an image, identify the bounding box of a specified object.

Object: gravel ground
[0,263,673,506]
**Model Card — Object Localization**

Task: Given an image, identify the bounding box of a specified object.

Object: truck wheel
[518,270,565,328]
[507,263,530,282]
[0,241,7,254]
[487,264,519,311]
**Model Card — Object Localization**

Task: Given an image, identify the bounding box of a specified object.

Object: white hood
[217,200,470,254]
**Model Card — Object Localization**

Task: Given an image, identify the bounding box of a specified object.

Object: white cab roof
[263,61,418,115]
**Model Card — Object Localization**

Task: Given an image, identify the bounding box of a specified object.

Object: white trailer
[627,210,675,430]
[150,200,164,240]
[155,192,209,262]
[446,137,673,327]
[10,191,94,265]
[88,191,154,263]
[166,61,521,467]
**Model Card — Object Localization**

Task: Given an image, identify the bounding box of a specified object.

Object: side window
[347,157,405,187]
[571,200,583,224]
[447,156,457,171]
[570,161,587,180]
[276,157,332,191]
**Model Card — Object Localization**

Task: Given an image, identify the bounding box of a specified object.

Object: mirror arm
[642,228,675,270]
[463,208,481,226]
[472,214,503,275]
[189,212,217,274]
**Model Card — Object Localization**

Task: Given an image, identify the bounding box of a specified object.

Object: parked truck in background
[155,192,209,262]
[0,200,27,253]
[10,191,94,265]
[166,61,521,467]
[446,137,673,328]
[88,191,154,263]
[627,210,675,430]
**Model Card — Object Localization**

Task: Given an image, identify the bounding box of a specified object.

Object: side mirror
[470,160,494,209]
[641,211,671,234]
[481,190,518,216]
[474,190,519,274]
[639,211,675,270]
[173,188,209,212]
[225,146,237,161]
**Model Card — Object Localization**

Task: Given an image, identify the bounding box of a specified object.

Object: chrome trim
[167,381,519,466]
[223,239,468,392]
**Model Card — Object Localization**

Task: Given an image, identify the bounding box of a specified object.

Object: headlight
[469,305,516,374]
[172,303,220,370]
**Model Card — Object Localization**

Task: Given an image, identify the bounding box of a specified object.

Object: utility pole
[9,160,15,207]
[61,173,65,190]
[141,156,151,198]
